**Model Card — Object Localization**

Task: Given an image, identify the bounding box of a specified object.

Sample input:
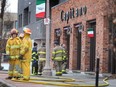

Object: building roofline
[51,0,69,9]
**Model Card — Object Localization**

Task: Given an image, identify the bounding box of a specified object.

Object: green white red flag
[36,0,45,18]
[87,28,94,37]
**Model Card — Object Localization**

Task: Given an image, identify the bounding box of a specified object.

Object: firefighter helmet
[34,42,37,46]
[19,33,24,38]
[23,28,32,34]
[10,28,18,35]
[54,40,59,45]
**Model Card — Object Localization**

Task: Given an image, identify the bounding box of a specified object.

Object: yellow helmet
[23,28,31,34]
[19,33,24,38]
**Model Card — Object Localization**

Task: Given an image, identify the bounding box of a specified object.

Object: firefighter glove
[19,55,23,60]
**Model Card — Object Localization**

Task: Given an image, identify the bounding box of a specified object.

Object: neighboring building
[18,0,45,47]
[18,0,67,48]
[51,0,116,74]
[3,12,18,39]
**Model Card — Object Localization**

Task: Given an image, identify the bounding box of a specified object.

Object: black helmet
[42,42,45,47]
[54,40,59,45]
[34,42,37,46]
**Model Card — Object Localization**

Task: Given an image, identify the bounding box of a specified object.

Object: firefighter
[19,28,32,80]
[52,40,66,76]
[6,28,21,79]
[19,33,24,78]
[61,44,67,74]
[19,33,24,40]
[38,42,46,75]
[32,42,38,75]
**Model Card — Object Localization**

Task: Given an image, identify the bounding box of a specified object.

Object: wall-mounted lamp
[56,29,62,37]
[75,24,84,33]
[67,27,72,35]
[64,27,72,35]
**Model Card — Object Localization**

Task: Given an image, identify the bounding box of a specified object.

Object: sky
[7,0,18,13]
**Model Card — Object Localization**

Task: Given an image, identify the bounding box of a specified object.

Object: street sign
[44,18,50,25]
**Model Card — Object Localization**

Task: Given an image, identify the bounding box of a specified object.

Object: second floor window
[18,14,22,28]
[23,7,29,26]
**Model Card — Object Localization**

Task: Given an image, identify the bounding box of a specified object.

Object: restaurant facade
[51,0,116,73]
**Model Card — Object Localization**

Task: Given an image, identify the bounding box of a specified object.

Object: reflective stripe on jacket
[20,34,32,62]
[52,46,66,61]
[32,47,38,63]
[38,47,46,61]
[6,37,21,58]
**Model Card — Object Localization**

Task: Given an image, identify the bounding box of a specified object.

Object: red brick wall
[51,0,115,73]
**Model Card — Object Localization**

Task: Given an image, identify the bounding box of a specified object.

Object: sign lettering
[61,6,87,23]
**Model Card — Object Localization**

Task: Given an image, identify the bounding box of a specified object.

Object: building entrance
[87,20,96,71]
[74,24,82,70]
[63,27,71,68]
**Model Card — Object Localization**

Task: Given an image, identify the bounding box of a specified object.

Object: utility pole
[43,0,52,76]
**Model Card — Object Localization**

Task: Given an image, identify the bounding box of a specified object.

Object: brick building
[51,0,116,73]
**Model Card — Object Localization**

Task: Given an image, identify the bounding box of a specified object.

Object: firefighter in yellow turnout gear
[19,33,24,78]
[61,44,68,74]
[19,28,32,80]
[6,28,21,79]
[38,42,46,75]
[52,41,66,76]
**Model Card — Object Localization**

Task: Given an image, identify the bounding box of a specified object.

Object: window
[18,14,22,28]
[28,11,31,24]
[23,7,29,26]
[15,20,18,29]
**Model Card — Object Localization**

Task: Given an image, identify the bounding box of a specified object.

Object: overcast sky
[7,0,18,13]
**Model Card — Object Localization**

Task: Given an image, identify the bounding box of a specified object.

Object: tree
[0,0,7,70]
[3,11,13,39]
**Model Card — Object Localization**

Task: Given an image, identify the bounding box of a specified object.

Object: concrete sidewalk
[0,71,60,87]
[0,63,113,87]
[0,70,110,87]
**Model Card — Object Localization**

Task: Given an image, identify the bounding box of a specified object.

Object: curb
[0,79,16,87]
[12,77,109,87]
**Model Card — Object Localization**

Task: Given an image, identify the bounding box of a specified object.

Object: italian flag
[87,28,94,37]
[36,0,45,18]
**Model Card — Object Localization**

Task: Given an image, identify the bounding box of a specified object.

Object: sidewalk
[0,70,110,87]
[0,72,62,87]
[0,63,113,87]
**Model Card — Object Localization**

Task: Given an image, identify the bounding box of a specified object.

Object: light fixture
[56,29,61,37]
[64,27,72,35]
[75,24,84,33]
